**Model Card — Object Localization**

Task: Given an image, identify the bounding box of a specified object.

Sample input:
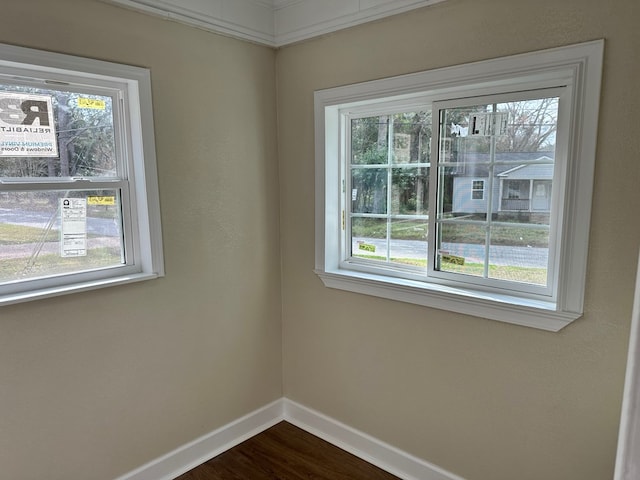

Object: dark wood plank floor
[175,421,401,480]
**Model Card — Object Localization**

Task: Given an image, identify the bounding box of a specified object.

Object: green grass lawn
[0,248,123,282]
[0,223,122,282]
[352,219,549,247]
[353,253,547,285]
[0,223,59,244]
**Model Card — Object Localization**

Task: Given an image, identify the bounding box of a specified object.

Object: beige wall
[278,1,639,480]
[0,1,282,479]
[1,0,639,479]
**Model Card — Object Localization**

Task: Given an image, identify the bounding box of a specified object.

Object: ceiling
[102,0,447,47]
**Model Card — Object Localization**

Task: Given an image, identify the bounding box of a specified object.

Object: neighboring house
[451,151,554,216]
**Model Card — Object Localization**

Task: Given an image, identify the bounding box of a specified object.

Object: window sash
[343,107,431,273]
[0,77,127,178]
[426,89,567,299]
[0,79,134,291]
[0,181,136,293]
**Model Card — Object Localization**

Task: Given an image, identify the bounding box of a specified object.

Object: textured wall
[1,1,638,479]
[0,1,282,479]
[278,1,639,479]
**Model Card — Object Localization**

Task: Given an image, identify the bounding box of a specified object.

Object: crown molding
[101,0,277,46]
[274,0,448,46]
[101,0,448,47]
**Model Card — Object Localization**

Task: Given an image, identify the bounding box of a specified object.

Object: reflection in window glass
[351,168,388,214]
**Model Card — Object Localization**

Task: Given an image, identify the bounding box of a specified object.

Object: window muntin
[0,43,163,305]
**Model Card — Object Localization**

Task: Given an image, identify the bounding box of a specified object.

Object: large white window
[315,41,603,331]
[0,43,163,305]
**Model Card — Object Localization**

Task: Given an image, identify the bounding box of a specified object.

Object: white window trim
[0,43,164,306]
[314,40,604,331]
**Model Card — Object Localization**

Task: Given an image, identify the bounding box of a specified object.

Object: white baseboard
[115,397,465,480]
[114,399,284,480]
[283,399,465,480]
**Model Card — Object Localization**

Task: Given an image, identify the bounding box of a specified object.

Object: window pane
[351,116,389,165]
[440,105,492,173]
[0,85,116,178]
[391,112,431,164]
[488,225,549,285]
[391,167,428,214]
[351,217,385,259]
[0,189,124,284]
[494,98,558,156]
[351,168,387,214]
[441,167,486,217]
[390,219,427,267]
[351,217,428,268]
[437,222,486,277]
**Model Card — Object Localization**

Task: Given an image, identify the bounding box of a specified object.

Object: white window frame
[0,43,164,306]
[314,40,603,331]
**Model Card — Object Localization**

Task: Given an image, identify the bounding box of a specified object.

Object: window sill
[0,273,160,307]
[315,268,579,331]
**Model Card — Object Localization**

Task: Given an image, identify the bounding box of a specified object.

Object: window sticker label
[441,253,465,265]
[60,198,87,257]
[87,196,115,205]
[357,241,376,253]
[78,97,106,110]
[0,92,58,157]
[468,112,509,136]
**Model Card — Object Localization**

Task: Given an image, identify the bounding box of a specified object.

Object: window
[471,180,484,200]
[0,43,163,305]
[315,41,603,331]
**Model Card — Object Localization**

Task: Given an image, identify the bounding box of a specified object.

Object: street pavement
[353,237,548,268]
[1,208,547,268]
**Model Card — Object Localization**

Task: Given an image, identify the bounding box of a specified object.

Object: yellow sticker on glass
[87,196,115,205]
[78,98,106,110]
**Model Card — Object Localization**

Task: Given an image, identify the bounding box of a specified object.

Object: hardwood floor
[175,421,401,480]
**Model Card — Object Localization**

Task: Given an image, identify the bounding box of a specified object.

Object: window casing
[0,43,163,305]
[315,41,603,331]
